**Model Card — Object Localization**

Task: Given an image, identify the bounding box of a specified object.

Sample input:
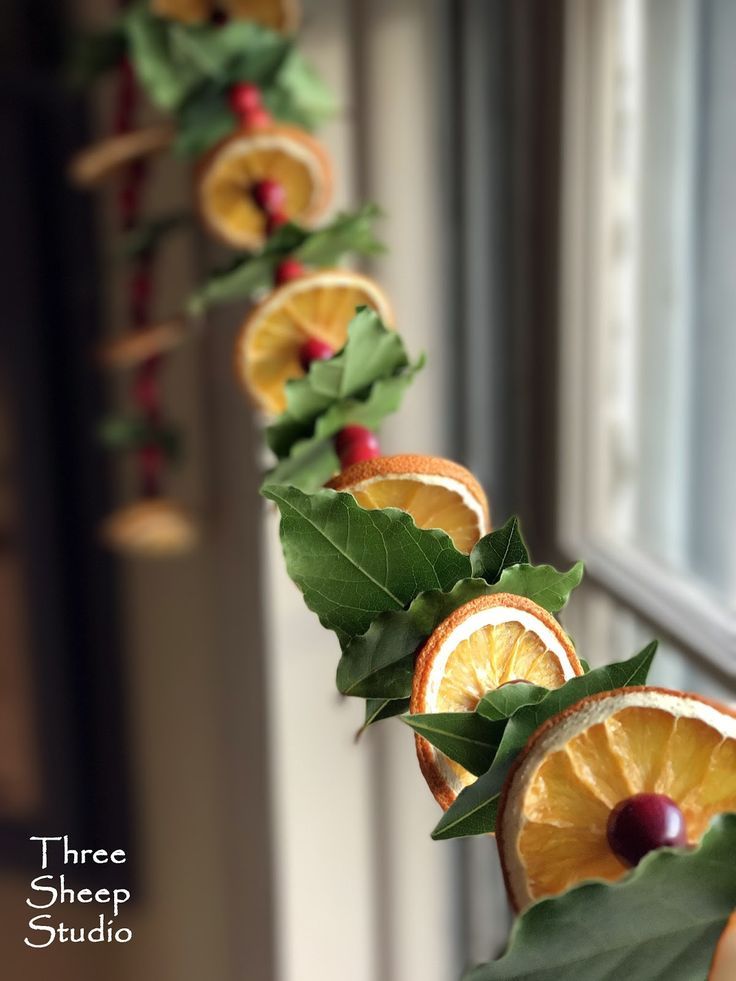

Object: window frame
[558,0,736,678]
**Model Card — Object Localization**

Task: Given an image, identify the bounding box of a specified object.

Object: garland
[71,3,736,978]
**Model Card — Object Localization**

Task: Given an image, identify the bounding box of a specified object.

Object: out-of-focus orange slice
[410,594,581,810]
[68,125,174,187]
[100,499,198,557]
[198,125,332,250]
[97,319,188,370]
[153,0,300,31]
[235,269,392,414]
[497,686,736,910]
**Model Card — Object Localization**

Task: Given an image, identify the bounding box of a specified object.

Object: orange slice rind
[100,499,198,557]
[226,0,300,30]
[152,0,210,21]
[328,454,490,555]
[410,593,582,810]
[152,0,300,30]
[198,125,332,250]
[497,686,736,910]
[235,269,392,414]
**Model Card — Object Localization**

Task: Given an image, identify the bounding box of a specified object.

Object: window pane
[585,0,736,610]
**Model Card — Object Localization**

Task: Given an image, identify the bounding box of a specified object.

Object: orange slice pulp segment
[497,686,736,909]
[328,454,490,555]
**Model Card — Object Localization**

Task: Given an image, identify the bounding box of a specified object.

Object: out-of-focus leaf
[97,415,182,461]
[188,207,385,314]
[119,212,191,259]
[267,308,411,455]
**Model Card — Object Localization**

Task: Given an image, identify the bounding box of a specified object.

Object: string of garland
[70,4,736,979]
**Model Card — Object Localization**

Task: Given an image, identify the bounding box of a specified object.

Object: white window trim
[558,0,736,677]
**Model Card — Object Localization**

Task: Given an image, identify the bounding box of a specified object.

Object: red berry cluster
[114,53,164,498]
[228,82,273,132]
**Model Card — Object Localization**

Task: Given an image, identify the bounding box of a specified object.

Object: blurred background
[1,0,734,979]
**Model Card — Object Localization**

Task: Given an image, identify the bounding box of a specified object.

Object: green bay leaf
[361,697,410,732]
[263,485,471,639]
[492,562,584,613]
[432,641,657,840]
[402,712,504,777]
[336,578,493,699]
[464,814,736,980]
[471,517,529,582]
[475,683,551,722]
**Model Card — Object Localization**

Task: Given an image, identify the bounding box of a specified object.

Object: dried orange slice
[235,269,392,414]
[710,912,736,981]
[97,319,188,369]
[198,126,332,249]
[226,0,300,30]
[328,454,490,555]
[152,0,300,30]
[410,594,582,810]
[497,686,736,910]
[152,0,209,22]
[68,125,174,187]
[100,499,198,556]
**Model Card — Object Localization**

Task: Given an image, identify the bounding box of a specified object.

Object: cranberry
[266,212,288,235]
[298,338,334,372]
[229,83,261,118]
[607,793,687,867]
[339,440,380,469]
[244,106,273,131]
[334,425,378,457]
[336,428,380,469]
[251,179,285,215]
[275,258,306,285]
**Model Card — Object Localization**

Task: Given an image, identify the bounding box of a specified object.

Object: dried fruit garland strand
[114,25,165,498]
[230,81,382,467]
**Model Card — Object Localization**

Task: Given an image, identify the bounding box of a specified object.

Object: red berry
[335,427,381,469]
[334,425,378,457]
[339,439,381,469]
[275,258,306,285]
[229,83,262,118]
[299,338,334,372]
[251,179,286,215]
[607,793,687,867]
[244,106,273,131]
[266,212,288,235]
